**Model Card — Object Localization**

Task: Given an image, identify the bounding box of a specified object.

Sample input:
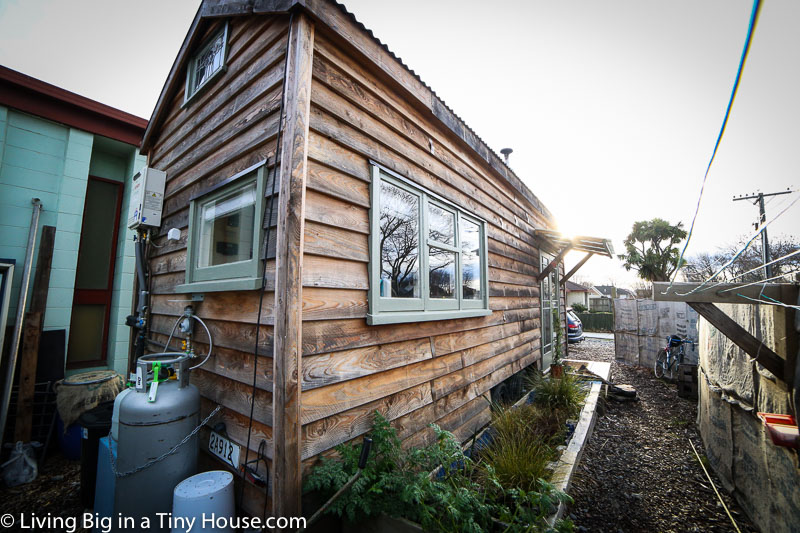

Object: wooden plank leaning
[14,225,56,443]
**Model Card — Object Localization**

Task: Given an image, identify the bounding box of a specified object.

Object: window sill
[175,277,263,294]
[367,308,491,326]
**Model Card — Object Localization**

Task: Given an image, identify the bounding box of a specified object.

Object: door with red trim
[67,176,123,367]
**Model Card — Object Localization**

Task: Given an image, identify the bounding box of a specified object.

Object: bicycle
[654,335,694,380]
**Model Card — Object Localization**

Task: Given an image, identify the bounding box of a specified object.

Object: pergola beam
[652,282,790,379]
[688,302,784,378]
[537,244,572,282]
[561,252,593,285]
[653,282,797,306]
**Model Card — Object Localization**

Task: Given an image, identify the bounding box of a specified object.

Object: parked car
[567,308,585,343]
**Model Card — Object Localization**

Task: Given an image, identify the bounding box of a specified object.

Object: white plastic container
[172,470,234,533]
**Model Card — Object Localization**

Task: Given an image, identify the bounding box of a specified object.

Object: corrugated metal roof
[534,229,614,258]
[330,2,510,174]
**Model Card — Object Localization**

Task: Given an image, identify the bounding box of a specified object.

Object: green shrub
[304,411,574,533]
[479,429,554,492]
[528,372,585,419]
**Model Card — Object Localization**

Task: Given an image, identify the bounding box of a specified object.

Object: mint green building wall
[110,151,147,377]
[0,105,140,377]
[82,146,147,377]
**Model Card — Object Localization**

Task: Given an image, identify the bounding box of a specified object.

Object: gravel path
[566,339,758,533]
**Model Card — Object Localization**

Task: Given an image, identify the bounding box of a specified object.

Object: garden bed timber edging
[546,381,602,525]
[348,361,608,532]
[546,360,608,527]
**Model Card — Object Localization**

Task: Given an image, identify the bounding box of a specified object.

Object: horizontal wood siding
[299,31,555,461]
[145,14,289,480]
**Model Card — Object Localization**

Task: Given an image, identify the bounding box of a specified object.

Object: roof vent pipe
[500,148,513,165]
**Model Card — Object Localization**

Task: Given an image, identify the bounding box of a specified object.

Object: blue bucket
[56,415,82,460]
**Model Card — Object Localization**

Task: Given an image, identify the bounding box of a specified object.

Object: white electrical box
[127,167,166,229]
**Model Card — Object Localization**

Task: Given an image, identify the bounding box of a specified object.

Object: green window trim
[540,250,560,367]
[368,162,490,325]
[183,21,229,106]
[176,160,267,294]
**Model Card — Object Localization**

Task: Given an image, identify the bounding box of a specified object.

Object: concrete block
[44,306,72,330]
[0,204,34,228]
[8,111,67,140]
[48,267,77,289]
[65,141,92,162]
[51,249,78,270]
[47,287,75,308]
[6,125,66,156]
[56,212,83,233]
[60,176,88,198]
[67,129,94,147]
[54,229,81,251]
[0,184,57,209]
[56,193,85,215]
[62,158,90,180]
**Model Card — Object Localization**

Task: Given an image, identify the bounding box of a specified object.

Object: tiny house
[139,0,611,515]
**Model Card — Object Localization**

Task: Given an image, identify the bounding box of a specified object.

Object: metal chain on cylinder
[108,405,221,478]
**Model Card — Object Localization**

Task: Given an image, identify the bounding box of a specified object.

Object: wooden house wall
[297,29,560,465]
[144,15,290,505]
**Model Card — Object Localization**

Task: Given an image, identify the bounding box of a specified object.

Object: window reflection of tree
[429,247,455,298]
[462,262,478,298]
[428,204,454,245]
[380,184,419,297]
[460,220,480,299]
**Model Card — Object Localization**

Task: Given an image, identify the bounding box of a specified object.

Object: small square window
[368,163,490,325]
[184,22,229,104]
[176,161,267,293]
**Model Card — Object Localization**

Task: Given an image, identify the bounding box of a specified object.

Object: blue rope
[664,0,763,294]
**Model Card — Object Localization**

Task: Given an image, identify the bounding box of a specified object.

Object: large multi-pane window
[540,251,560,367]
[184,22,228,104]
[368,164,490,325]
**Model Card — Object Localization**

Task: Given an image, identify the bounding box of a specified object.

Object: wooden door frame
[67,175,124,369]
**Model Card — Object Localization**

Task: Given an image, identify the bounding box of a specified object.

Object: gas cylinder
[112,354,199,531]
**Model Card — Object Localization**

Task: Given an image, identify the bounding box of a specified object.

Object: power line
[666,0,763,295]
[717,269,800,294]
[732,188,794,277]
[674,193,800,296]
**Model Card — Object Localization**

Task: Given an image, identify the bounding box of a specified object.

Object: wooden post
[689,302,784,379]
[272,11,314,517]
[14,225,55,443]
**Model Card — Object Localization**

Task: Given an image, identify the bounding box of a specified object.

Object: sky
[0,0,797,288]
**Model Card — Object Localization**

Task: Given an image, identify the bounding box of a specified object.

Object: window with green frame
[176,161,267,293]
[539,251,560,367]
[184,22,229,104]
[368,163,490,325]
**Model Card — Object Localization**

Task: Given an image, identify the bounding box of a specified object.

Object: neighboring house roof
[594,285,636,299]
[565,281,590,292]
[0,65,147,146]
[140,0,553,222]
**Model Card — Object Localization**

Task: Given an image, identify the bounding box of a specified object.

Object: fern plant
[304,411,574,533]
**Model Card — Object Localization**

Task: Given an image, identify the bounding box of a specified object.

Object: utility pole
[732,188,793,278]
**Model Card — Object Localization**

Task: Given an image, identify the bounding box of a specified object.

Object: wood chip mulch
[0,452,83,529]
[565,338,758,533]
